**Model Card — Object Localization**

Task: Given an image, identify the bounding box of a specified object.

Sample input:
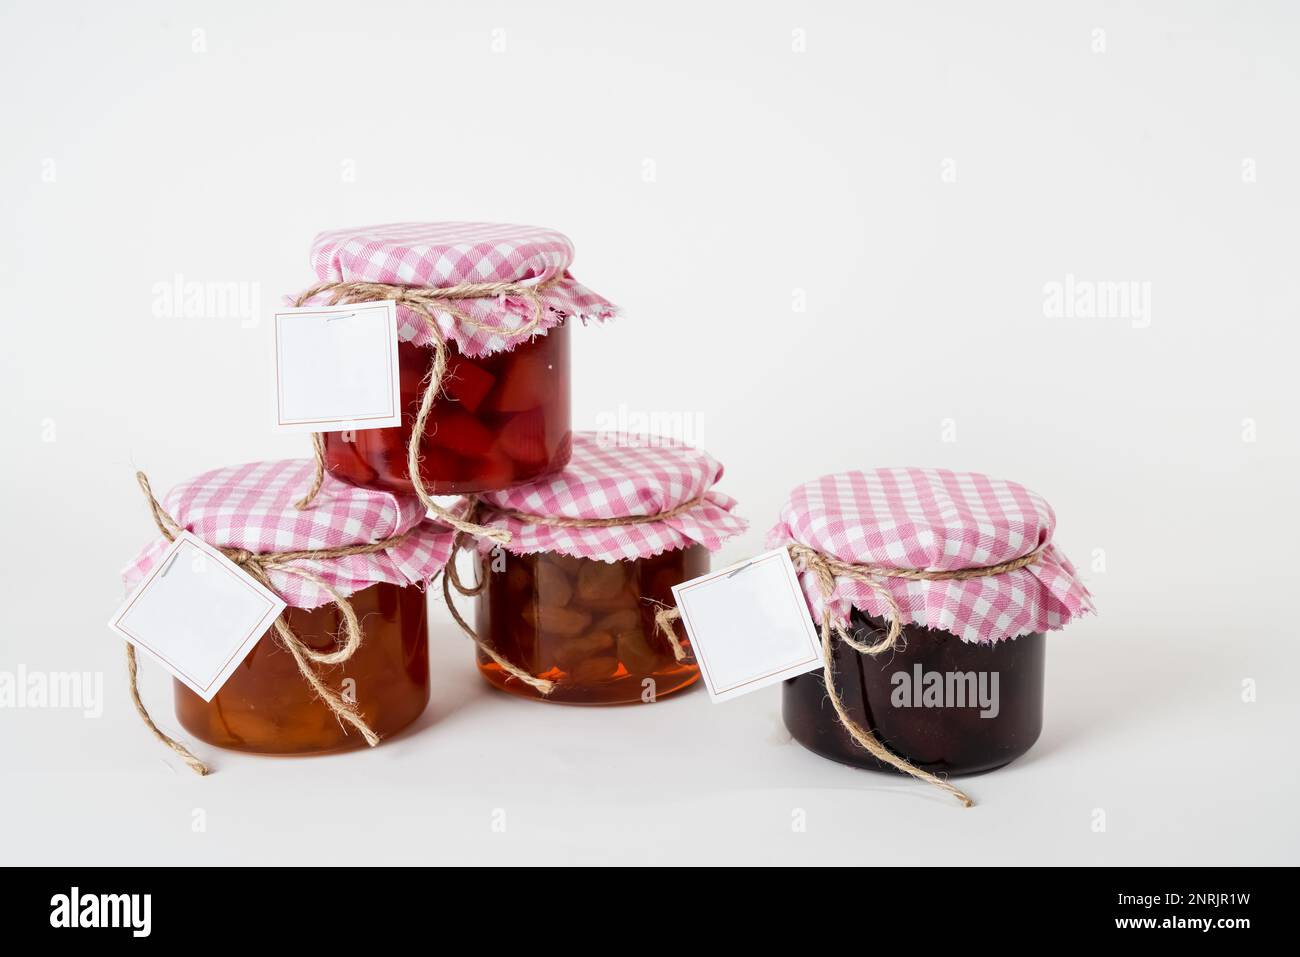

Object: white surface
[2,0,1297,865]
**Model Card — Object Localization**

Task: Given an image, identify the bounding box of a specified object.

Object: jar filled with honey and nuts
[465,433,747,704]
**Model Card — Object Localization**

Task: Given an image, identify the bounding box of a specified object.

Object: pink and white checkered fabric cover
[474,433,747,562]
[122,460,455,610]
[305,222,620,357]
[766,468,1093,643]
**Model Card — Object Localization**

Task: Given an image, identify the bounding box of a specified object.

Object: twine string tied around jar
[291,275,565,543]
[127,471,411,775]
[654,543,1046,808]
[439,497,555,694]
[441,493,716,694]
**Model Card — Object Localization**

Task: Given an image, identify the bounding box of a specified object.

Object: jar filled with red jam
[120,459,454,760]
[323,324,570,495]
[461,432,748,705]
[769,468,1093,783]
[300,222,619,496]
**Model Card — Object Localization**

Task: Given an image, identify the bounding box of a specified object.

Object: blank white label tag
[672,548,823,703]
[107,532,286,701]
[272,300,402,433]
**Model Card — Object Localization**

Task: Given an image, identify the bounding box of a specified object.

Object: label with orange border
[671,548,822,703]
[272,300,402,433]
[108,532,285,701]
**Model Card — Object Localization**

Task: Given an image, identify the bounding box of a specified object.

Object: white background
[2,0,1297,865]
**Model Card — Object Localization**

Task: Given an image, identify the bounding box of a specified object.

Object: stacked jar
[121,459,455,761]
[456,433,747,704]
[295,222,620,501]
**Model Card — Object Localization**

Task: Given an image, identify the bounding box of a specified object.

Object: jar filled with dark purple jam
[770,467,1095,785]
[783,608,1045,776]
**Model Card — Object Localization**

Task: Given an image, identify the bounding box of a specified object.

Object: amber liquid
[175,583,430,754]
[323,323,571,495]
[783,609,1045,776]
[476,546,707,704]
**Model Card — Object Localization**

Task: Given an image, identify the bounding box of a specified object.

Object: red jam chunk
[476,546,707,704]
[174,583,429,754]
[323,323,571,495]
[783,609,1045,776]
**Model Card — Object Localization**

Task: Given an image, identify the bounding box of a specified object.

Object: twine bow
[291,276,563,543]
[441,494,715,693]
[127,472,409,775]
[655,543,1045,807]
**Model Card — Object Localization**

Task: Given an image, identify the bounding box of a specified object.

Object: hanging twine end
[935,778,975,807]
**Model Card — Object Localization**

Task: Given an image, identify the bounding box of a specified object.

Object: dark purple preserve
[783,608,1046,776]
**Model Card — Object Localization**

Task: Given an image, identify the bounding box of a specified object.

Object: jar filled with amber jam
[462,433,747,705]
[121,459,454,757]
[300,222,620,495]
[176,582,430,754]
[769,469,1094,780]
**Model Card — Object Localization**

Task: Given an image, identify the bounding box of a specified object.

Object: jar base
[477,662,701,706]
[176,685,430,756]
[784,718,1032,778]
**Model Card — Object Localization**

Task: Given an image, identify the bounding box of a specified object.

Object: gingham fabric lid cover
[123,460,455,610]
[474,433,748,562]
[766,468,1093,643]
[305,222,620,357]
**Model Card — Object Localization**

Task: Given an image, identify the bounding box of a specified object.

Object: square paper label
[671,548,823,703]
[272,300,402,433]
[108,532,286,701]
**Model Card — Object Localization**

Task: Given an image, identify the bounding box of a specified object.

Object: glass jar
[323,323,571,495]
[783,608,1045,776]
[476,545,707,704]
[175,583,430,754]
